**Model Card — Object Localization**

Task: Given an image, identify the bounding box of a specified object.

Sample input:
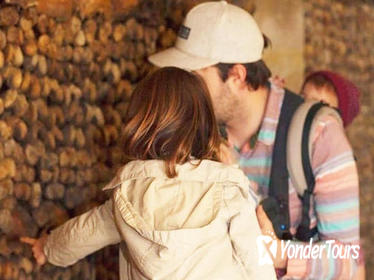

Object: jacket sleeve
[225,184,277,280]
[284,117,363,279]
[44,199,122,267]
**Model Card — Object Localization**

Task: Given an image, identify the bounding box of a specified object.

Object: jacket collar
[103,159,249,191]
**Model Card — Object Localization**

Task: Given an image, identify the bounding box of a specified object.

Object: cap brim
[148,47,219,71]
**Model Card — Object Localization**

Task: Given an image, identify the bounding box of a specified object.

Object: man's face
[194,66,238,124]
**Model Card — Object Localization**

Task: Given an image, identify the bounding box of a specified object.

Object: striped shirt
[231,83,361,279]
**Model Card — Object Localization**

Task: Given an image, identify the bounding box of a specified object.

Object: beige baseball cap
[148,1,264,71]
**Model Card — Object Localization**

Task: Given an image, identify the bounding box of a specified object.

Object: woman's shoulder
[180,159,250,185]
[102,159,252,193]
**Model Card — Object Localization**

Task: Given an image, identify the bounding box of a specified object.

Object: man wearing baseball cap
[149,1,363,279]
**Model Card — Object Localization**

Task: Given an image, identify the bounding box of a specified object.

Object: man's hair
[302,74,336,94]
[215,34,272,90]
[122,67,222,178]
[215,60,272,90]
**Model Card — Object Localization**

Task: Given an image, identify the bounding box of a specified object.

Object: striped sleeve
[284,117,362,279]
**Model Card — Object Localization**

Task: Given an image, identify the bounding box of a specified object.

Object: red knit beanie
[305,71,361,127]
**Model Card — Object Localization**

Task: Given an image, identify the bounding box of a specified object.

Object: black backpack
[261,90,343,241]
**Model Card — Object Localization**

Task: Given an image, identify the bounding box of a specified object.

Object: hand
[20,233,48,266]
[269,75,285,88]
[256,204,287,269]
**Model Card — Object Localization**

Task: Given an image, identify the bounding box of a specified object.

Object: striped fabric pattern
[232,84,361,279]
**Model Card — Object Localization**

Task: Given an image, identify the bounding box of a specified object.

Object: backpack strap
[287,100,343,241]
[287,100,343,197]
[286,100,319,197]
[266,89,304,240]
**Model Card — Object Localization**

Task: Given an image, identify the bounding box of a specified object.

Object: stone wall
[0,1,254,279]
[254,0,304,92]
[0,0,161,279]
[304,0,374,276]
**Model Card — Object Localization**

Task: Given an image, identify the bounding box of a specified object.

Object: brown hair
[301,74,335,94]
[215,34,272,91]
[216,60,272,91]
[122,67,222,177]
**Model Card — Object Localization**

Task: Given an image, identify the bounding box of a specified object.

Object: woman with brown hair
[21,67,276,280]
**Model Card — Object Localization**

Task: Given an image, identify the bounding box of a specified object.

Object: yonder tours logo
[256,235,360,265]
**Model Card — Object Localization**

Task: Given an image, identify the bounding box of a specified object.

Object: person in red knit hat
[301,70,361,127]
[271,71,360,127]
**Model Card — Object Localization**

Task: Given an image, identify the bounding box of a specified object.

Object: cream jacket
[44,160,276,280]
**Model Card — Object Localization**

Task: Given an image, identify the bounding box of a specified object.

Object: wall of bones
[0,0,372,279]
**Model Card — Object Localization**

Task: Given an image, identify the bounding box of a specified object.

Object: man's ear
[227,64,248,90]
